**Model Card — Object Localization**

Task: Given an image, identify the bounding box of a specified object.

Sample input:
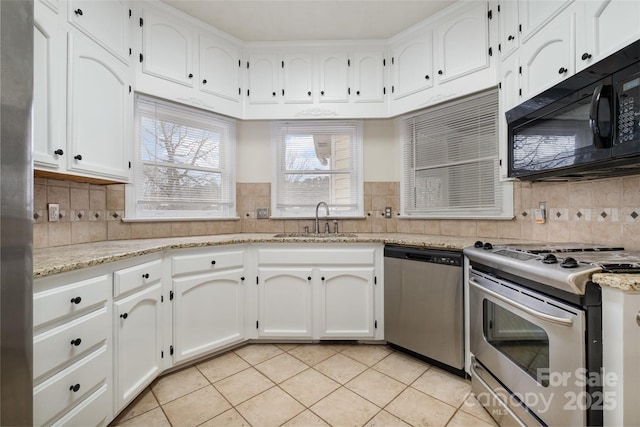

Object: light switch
[48,204,60,222]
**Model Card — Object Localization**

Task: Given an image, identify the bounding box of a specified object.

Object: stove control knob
[474,241,484,248]
[561,257,579,268]
[542,254,558,264]
[483,242,493,250]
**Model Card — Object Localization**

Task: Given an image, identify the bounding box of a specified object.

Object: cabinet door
[283,53,313,104]
[499,53,521,112]
[518,0,574,42]
[317,267,375,339]
[498,0,519,60]
[434,2,490,84]
[258,267,313,338]
[140,6,196,87]
[33,1,63,170]
[391,33,434,100]
[114,283,162,409]
[199,34,241,102]
[317,52,349,103]
[66,31,131,181]
[520,8,575,100]
[577,0,640,71]
[247,53,279,104]
[173,270,245,362]
[67,0,130,63]
[351,51,385,103]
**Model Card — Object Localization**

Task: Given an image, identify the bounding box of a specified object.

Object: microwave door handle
[469,279,573,327]
[589,84,613,149]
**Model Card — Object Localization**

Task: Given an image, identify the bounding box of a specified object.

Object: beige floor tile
[289,344,338,366]
[113,388,159,423]
[255,353,309,383]
[236,387,305,426]
[341,344,391,367]
[386,388,456,427]
[446,409,497,427]
[346,369,406,407]
[459,394,498,425]
[116,407,170,427]
[234,344,283,365]
[364,410,411,427]
[162,386,231,427]
[276,343,301,352]
[372,352,429,385]
[196,352,251,383]
[280,368,340,407]
[412,367,472,408]
[199,408,250,427]
[151,366,209,405]
[323,343,354,352]
[214,367,275,406]
[314,353,368,384]
[282,409,330,427]
[311,387,381,427]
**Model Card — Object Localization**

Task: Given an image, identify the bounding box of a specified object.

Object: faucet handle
[303,226,309,234]
[333,219,338,234]
[324,221,330,234]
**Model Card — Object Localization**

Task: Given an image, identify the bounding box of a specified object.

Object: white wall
[235,119,400,183]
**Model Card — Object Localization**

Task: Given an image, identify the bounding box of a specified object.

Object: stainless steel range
[464,241,640,427]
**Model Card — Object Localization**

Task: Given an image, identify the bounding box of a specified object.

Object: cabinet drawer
[114,259,163,297]
[34,275,110,328]
[172,250,244,276]
[34,345,109,426]
[51,384,110,427]
[34,307,109,379]
[257,248,376,266]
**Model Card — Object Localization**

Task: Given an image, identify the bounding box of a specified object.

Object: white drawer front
[114,259,162,297]
[34,307,109,379]
[34,275,109,327]
[51,384,110,427]
[34,346,109,426]
[257,248,376,265]
[172,250,244,276]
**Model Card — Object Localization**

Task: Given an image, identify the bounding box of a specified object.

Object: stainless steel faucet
[315,201,329,234]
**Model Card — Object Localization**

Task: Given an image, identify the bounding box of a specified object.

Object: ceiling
[162,1,455,42]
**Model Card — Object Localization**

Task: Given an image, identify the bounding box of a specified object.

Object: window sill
[122,216,241,222]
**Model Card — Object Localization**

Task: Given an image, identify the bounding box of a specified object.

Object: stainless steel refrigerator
[1,0,34,425]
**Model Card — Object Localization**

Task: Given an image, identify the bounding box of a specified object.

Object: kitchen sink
[273,232,358,238]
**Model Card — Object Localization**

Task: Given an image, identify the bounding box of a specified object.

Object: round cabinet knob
[142,273,150,279]
[581,52,592,61]
[74,8,83,16]
[70,296,82,305]
[54,149,64,156]
[508,35,515,41]
[240,276,245,281]
[438,70,443,75]
[202,79,207,84]
[321,90,325,95]
[120,313,128,319]
[272,92,276,96]
[425,75,430,80]
[356,90,361,95]
[69,384,81,392]
[70,338,82,347]
[211,260,216,265]
[307,276,312,281]
[558,67,567,74]
[321,277,325,281]
[74,154,82,161]
[188,73,193,78]
[307,91,311,96]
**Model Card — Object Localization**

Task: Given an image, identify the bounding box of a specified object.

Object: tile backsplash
[33,175,640,250]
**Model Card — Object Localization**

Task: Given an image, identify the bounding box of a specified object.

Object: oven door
[469,269,586,426]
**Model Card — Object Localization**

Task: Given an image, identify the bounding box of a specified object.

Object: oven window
[483,299,550,386]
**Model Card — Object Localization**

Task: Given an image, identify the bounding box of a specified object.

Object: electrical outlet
[257,208,269,219]
[48,203,60,222]
[384,207,392,218]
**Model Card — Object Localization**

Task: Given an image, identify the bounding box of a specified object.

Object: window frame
[271,120,364,219]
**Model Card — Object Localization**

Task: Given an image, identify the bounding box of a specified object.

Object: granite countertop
[591,273,640,292]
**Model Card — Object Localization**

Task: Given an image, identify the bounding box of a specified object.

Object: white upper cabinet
[518,0,574,43]
[351,51,385,103]
[499,52,522,113]
[576,0,640,71]
[140,6,196,87]
[391,32,434,100]
[199,34,242,102]
[67,0,130,63]
[67,30,132,181]
[317,52,349,103]
[498,0,520,60]
[247,52,280,105]
[519,6,575,100]
[283,53,314,104]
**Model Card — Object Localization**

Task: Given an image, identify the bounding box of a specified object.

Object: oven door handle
[469,279,574,327]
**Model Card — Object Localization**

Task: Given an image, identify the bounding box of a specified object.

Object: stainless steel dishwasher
[384,246,464,374]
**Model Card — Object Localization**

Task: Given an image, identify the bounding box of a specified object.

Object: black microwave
[507,40,640,181]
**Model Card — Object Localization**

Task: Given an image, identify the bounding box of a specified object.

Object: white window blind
[272,121,363,218]
[401,89,512,218]
[127,95,236,220]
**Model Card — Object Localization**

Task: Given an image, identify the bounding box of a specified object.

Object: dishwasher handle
[405,252,433,262]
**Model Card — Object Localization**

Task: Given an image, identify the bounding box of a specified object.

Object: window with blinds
[127,95,236,220]
[400,89,513,218]
[272,121,363,218]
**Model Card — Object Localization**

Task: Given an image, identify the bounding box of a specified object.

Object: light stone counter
[591,273,640,292]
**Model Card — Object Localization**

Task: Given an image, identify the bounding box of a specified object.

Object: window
[400,90,513,218]
[272,121,363,218]
[126,95,236,220]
